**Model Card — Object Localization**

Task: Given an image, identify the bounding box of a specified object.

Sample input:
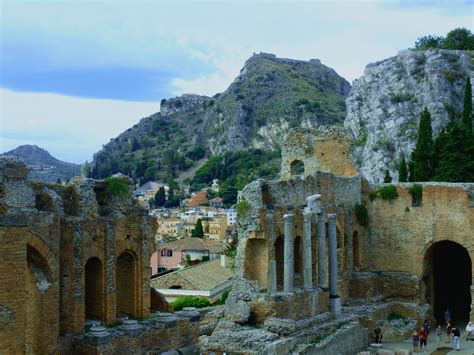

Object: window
[160,250,165,256]
[167,250,173,257]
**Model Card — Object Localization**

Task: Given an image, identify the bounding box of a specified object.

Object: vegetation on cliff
[415,28,474,51]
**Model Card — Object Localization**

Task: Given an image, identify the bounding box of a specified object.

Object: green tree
[441,28,474,50]
[221,185,238,206]
[154,186,166,207]
[383,170,392,183]
[410,108,434,181]
[432,123,474,182]
[191,219,204,238]
[398,156,408,182]
[414,34,443,50]
[462,76,472,131]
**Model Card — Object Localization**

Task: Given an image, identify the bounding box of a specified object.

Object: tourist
[446,322,452,343]
[412,328,420,353]
[452,326,461,351]
[466,321,474,338]
[374,327,383,343]
[435,325,442,349]
[423,319,430,337]
[419,327,428,351]
[445,308,452,324]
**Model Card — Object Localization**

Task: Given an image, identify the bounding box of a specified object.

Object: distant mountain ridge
[2,145,81,182]
[90,52,351,182]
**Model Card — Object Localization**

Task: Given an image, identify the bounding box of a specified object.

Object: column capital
[283,214,294,222]
[306,194,321,213]
[317,206,325,216]
[327,213,337,223]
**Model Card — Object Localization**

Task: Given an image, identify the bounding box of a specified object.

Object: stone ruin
[0,157,200,354]
[201,126,474,354]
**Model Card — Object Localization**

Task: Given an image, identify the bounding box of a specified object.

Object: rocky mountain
[345,49,474,183]
[90,53,350,181]
[1,145,81,182]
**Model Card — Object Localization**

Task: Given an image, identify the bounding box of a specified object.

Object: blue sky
[1,0,473,163]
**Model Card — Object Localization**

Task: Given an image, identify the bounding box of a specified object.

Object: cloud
[1,89,159,163]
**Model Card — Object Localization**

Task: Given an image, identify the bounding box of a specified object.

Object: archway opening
[25,245,52,354]
[275,236,284,291]
[116,251,136,317]
[424,241,471,325]
[353,231,360,269]
[290,160,305,178]
[84,257,104,321]
[294,236,303,286]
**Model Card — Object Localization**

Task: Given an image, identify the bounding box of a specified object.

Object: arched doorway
[116,251,137,317]
[294,236,303,286]
[275,236,284,291]
[290,160,305,178]
[25,245,52,354]
[84,257,104,321]
[424,241,472,324]
[353,231,360,269]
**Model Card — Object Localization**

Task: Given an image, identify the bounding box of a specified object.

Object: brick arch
[82,245,104,266]
[26,233,57,283]
[116,249,139,317]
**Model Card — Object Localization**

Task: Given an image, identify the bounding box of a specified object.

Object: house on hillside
[150,237,225,275]
[151,256,233,302]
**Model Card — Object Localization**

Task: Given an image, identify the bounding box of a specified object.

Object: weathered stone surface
[224,293,251,323]
[345,49,474,183]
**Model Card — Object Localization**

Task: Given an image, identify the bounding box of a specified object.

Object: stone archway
[275,236,284,291]
[116,251,137,317]
[294,236,303,286]
[290,160,305,178]
[84,257,104,321]
[423,240,472,324]
[25,245,53,354]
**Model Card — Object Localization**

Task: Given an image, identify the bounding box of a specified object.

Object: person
[466,321,474,339]
[445,308,452,324]
[419,327,428,351]
[374,327,383,343]
[412,328,420,353]
[452,326,461,351]
[435,324,442,349]
[423,319,430,337]
[446,322,452,343]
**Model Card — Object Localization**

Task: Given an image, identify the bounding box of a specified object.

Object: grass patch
[387,312,405,321]
[236,199,251,218]
[171,296,210,311]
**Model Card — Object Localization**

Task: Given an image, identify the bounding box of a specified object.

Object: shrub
[236,200,251,218]
[214,289,230,305]
[61,185,81,215]
[355,203,369,227]
[171,296,210,311]
[409,183,423,206]
[387,312,405,321]
[35,192,54,212]
[368,191,378,202]
[379,185,398,201]
[104,177,129,198]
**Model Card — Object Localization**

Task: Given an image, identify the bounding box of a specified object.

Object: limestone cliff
[344,49,473,183]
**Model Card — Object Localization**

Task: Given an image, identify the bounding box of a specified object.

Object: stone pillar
[283,213,294,293]
[317,208,328,290]
[303,209,313,290]
[328,213,341,315]
[266,207,277,295]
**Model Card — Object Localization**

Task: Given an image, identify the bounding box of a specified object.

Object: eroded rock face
[345,49,474,183]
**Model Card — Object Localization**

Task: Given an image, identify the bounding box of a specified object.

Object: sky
[1,0,473,164]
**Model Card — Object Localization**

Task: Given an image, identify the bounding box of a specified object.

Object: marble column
[317,208,328,290]
[266,207,277,295]
[303,208,312,290]
[328,213,341,315]
[283,213,294,293]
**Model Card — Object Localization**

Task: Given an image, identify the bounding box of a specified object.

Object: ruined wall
[280,126,358,181]
[0,157,157,353]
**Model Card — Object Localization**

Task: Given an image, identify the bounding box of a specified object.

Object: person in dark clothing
[374,327,383,343]
[452,327,461,351]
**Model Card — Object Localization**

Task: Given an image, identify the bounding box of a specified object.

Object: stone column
[317,208,328,290]
[328,213,341,315]
[303,208,313,290]
[283,213,294,293]
[266,207,277,295]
